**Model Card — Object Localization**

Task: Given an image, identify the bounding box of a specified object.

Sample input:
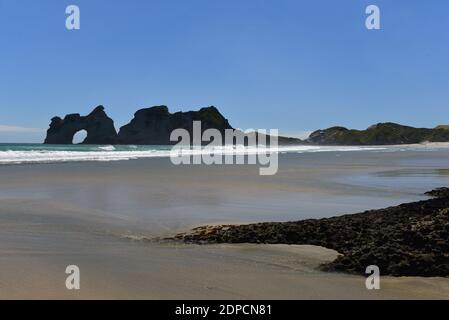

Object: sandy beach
[1,149,449,299]
[3,0,449,303]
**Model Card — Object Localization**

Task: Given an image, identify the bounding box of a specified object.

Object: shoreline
[1,142,449,167]
[170,188,449,278]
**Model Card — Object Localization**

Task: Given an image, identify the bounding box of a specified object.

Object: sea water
[0,143,443,165]
[0,144,448,232]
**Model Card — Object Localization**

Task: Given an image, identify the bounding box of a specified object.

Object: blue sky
[0,0,448,142]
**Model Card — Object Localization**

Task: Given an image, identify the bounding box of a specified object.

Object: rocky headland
[308,122,449,145]
[170,188,449,277]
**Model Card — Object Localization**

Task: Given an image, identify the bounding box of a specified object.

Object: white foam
[0,145,389,165]
[98,145,116,151]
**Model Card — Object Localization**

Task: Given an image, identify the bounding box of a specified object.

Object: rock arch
[44,106,118,145]
[72,129,88,144]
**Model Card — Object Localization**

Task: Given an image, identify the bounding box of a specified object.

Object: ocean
[0,143,445,165]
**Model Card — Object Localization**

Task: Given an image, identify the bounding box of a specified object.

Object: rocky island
[44,106,119,145]
[117,106,233,145]
[44,105,302,145]
[44,105,449,146]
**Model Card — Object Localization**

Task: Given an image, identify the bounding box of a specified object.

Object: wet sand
[1,199,448,300]
[0,150,449,299]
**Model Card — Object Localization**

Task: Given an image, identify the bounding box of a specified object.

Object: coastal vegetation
[308,123,449,145]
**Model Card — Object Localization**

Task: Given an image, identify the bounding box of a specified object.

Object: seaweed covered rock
[425,187,449,198]
[172,188,449,277]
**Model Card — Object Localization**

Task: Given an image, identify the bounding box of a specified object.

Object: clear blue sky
[0,0,448,142]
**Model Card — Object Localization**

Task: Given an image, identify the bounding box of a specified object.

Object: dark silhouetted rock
[44,104,304,145]
[308,122,449,145]
[117,105,233,145]
[117,105,304,145]
[44,106,118,144]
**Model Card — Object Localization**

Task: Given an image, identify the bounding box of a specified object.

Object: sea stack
[44,106,118,144]
[43,104,303,145]
[117,106,233,145]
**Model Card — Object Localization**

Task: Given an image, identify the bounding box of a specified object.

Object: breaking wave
[0,143,444,165]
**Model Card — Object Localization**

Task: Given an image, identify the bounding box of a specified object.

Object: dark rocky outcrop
[425,187,449,198]
[44,106,118,144]
[117,106,233,145]
[46,105,449,146]
[307,122,449,145]
[44,104,303,145]
[117,105,303,145]
[170,188,449,277]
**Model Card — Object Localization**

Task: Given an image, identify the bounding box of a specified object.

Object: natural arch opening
[72,130,88,144]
